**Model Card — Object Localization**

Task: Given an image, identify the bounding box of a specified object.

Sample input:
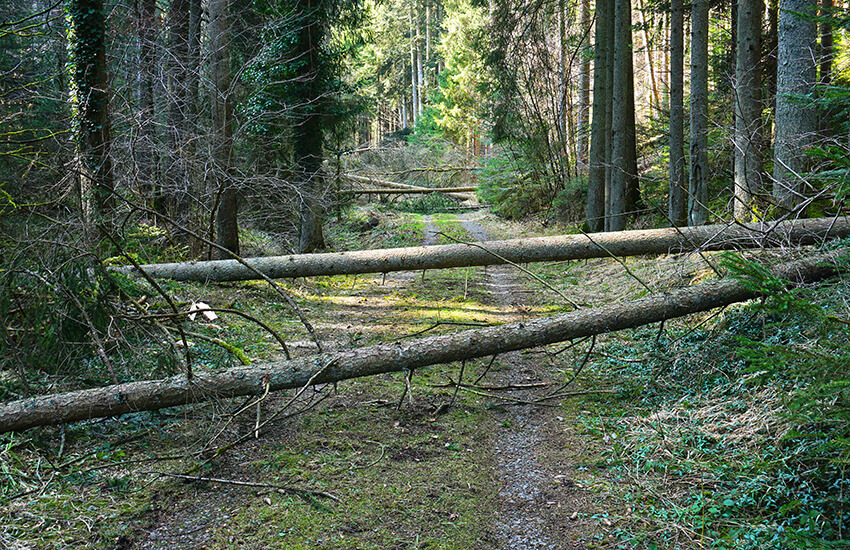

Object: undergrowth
[586,252,850,549]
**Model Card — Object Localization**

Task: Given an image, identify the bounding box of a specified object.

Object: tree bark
[346,187,476,195]
[210,0,239,259]
[135,0,157,201]
[577,0,592,172]
[5,249,845,433]
[295,0,326,254]
[689,0,709,225]
[733,0,764,221]
[638,0,660,113]
[409,6,419,127]
[114,217,850,282]
[773,0,818,212]
[668,0,687,226]
[609,0,635,232]
[69,0,113,224]
[819,0,833,137]
[819,0,832,87]
[586,0,610,233]
[164,0,191,218]
[342,174,474,201]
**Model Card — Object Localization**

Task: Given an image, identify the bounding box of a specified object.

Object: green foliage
[395,193,463,214]
[0,256,119,391]
[720,252,788,294]
[102,223,190,266]
[0,1,69,201]
[476,151,554,219]
[432,0,487,144]
[241,0,364,146]
[575,251,850,548]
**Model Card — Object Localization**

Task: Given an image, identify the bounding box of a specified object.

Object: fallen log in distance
[2,249,844,433]
[113,217,850,283]
[342,174,473,201]
[344,187,477,194]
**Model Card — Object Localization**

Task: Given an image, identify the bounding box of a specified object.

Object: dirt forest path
[133,212,618,550]
[453,213,605,549]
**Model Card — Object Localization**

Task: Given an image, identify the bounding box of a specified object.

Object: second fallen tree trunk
[113,217,850,283]
[342,174,474,201]
[344,187,477,194]
[2,249,845,433]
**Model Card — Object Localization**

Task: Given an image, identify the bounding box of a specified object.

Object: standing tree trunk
[688,0,710,225]
[135,0,156,203]
[764,0,779,128]
[733,0,764,221]
[637,0,660,112]
[210,0,239,258]
[603,0,615,228]
[773,0,818,212]
[557,0,569,161]
[608,0,636,232]
[819,0,833,136]
[165,0,191,219]
[586,0,610,232]
[668,0,687,226]
[624,17,641,216]
[819,0,833,87]
[69,0,113,225]
[296,0,326,254]
[577,0,592,172]
[415,4,424,119]
[409,7,419,127]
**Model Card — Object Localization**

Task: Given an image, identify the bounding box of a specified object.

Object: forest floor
[2,205,847,549]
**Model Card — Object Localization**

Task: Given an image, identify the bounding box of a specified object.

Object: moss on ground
[2,212,848,549]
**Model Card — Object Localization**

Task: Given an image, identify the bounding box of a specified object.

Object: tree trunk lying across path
[2,249,845,433]
[345,187,477,194]
[342,173,474,201]
[113,217,850,283]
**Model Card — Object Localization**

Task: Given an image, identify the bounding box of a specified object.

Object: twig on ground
[448,384,614,406]
[349,440,387,470]
[546,335,596,396]
[146,471,340,502]
[187,356,341,474]
[473,354,499,385]
[429,381,548,391]
[397,368,415,410]
[533,389,617,402]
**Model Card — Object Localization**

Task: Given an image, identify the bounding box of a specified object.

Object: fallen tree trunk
[345,187,477,194]
[342,174,474,201]
[113,217,850,283]
[2,249,845,433]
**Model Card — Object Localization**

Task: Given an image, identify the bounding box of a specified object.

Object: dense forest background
[2,0,848,253]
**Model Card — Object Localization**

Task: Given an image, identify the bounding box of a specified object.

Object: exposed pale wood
[112,217,850,283]
[1,249,844,433]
